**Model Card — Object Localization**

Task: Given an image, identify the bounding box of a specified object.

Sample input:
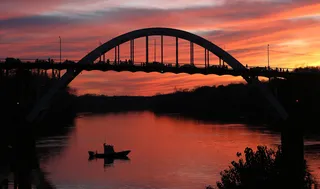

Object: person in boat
[103,143,115,154]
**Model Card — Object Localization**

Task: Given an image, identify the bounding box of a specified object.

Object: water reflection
[0,117,75,189]
[2,111,320,189]
[39,112,284,189]
[88,156,131,167]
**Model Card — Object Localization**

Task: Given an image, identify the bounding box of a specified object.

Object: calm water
[21,112,320,188]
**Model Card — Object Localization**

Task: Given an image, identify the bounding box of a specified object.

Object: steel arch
[26,27,288,122]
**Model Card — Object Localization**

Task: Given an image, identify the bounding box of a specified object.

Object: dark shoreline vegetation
[75,67,320,131]
[0,68,76,150]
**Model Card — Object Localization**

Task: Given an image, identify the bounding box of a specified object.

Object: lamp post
[267,44,270,69]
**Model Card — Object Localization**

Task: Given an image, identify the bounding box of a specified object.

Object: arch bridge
[25,27,288,122]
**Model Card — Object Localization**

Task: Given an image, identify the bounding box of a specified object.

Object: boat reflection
[88,156,130,167]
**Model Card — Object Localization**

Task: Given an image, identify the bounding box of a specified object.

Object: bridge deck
[0,62,313,78]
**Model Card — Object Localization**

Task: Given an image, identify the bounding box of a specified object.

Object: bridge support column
[146,36,149,64]
[277,82,305,189]
[12,121,37,189]
[281,118,304,189]
[176,37,179,68]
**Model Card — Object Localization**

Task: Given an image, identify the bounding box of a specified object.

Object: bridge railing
[0,58,311,74]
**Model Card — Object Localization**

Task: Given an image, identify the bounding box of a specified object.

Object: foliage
[208,146,315,189]
[294,66,320,73]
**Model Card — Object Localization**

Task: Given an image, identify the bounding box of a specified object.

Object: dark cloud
[0,14,79,29]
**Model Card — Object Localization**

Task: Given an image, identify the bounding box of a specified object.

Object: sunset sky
[1,0,320,96]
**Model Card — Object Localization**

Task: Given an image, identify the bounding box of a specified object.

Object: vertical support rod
[114,46,117,64]
[190,42,194,66]
[117,45,120,64]
[99,41,102,62]
[103,48,105,63]
[130,40,133,63]
[161,35,163,64]
[154,39,156,62]
[176,37,178,68]
[205,49,207,68]
[207,49,210,67]
[132,39,135,64]
[146,36,149,64]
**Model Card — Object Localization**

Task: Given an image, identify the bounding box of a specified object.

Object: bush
[207,146,315,189]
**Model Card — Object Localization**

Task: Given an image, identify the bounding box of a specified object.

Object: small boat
[88,150,131,159]
[88,143,131,159]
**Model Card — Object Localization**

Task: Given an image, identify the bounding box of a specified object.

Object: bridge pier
[276,79,306,189]
[281,118,304,189]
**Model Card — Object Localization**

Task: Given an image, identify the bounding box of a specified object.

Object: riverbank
[73,74,320,131]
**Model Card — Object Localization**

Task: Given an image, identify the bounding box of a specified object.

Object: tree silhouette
[207,146,315,189]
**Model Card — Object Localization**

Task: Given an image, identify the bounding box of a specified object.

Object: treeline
[75,67,320,129]
[74,83,273,123]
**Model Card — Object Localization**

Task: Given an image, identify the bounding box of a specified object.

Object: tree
[208,146,315,189]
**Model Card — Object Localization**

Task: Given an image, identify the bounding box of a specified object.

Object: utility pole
[154,39,156,62]
[59,36,61,64]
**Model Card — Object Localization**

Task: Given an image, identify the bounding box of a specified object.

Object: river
[8,111,320,188]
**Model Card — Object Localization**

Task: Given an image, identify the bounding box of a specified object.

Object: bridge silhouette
[2,27,289,122]
[1,27,311,188]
